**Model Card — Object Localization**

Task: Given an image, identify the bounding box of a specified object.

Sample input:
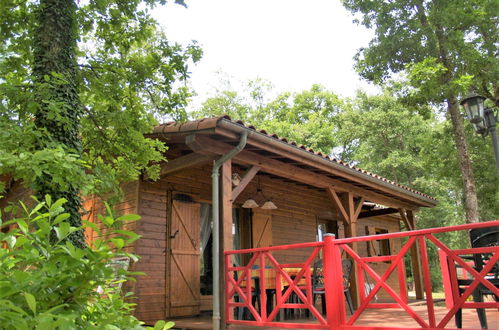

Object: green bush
[0,196,173,330]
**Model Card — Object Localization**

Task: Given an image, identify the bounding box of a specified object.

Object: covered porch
[216,220,498,329]
[148,116,438,327]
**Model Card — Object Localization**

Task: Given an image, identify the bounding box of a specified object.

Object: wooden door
[168,199,201,317]
[252,209,272,248]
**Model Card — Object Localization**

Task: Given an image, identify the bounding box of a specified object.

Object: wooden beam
[358,207,399,219]
[158,153,212,177]
[327,190,365,309]
[214,127,436,208]
[398,208,414,230]
[406,210,424,300]
[186,135,418,210]
[343,192,360,308]
[231,165,260,202]
[348,192,355,223]
[219,160,232,326]
[327,188,349,223]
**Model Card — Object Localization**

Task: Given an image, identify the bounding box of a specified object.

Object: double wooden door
[168,199,200,317]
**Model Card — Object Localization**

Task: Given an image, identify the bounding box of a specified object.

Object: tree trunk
[32,0,85,247]
[447,99,480,223]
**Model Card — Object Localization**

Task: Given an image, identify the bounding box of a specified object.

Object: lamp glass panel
[464,98,485,123]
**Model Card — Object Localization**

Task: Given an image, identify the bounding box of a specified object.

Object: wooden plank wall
[132,164,213,324]
[82,181,139,250]
[0,182,32,211]
[81,182,141,317]
[131,162,405,323]
[133,179,168,324]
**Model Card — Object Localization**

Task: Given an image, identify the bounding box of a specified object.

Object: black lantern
[460,94,486,124]
[460,93,499,174]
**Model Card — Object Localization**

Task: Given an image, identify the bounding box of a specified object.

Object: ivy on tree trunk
[32,0,85,247]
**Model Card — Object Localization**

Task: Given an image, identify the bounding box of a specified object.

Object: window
[200,204,244,295]
[375,228,391,256]
[316,219,339,241]
[366,226,391,256]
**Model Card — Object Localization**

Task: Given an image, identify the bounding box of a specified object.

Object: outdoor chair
[281,267,309,319]
[233,269,260,320]
[454,226,499,329]
[312,259,354,315]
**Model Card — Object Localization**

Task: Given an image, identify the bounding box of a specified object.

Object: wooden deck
[168,301,499,329]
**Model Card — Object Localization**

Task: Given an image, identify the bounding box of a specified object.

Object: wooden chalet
[0,116,438,327]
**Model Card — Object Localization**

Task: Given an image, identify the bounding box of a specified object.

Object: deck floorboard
[168,302,499,329]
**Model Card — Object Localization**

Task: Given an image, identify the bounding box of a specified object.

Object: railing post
[323,234,346,330]
[224,253,231,324]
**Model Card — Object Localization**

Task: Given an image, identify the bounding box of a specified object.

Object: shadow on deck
[169,300,499,329]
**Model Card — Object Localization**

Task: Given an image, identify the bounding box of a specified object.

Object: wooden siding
[82,181,139,248]
[1,156,404,324]
[133,180,168,325]
[130,160,404,324]
[81,181,141,319]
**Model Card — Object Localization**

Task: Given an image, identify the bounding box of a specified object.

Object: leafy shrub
[0,196,173,330]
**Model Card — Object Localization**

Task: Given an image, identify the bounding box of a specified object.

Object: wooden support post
[328,188,364,309]
[407,210,424,299]
[219,160,232,328]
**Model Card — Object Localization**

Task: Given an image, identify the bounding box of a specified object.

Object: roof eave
[216,119,437,208]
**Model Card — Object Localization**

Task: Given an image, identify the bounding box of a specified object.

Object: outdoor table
[238,266,312,318]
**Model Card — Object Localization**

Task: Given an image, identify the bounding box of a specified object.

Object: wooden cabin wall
[235,175,332,265]
[130,164,213,324]
[0,182,32,240]
[113,158,405,323]
[0,181,32,211]
[81,182,140,316]
[132,179,168,324]
[82,181,139,250]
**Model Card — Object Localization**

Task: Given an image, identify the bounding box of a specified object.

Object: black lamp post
[460,94,499,174]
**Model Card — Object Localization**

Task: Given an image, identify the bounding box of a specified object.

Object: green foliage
[341,0,498,100]
[1,0,201,247]
[341,0,498,223]
[336,91,432,183]
[0,0,202,199]
[196,80,498,286]
[0,196,172,329]
[193,82,344,154]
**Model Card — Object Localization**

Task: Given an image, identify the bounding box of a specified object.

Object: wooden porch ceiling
[155,133,430,211]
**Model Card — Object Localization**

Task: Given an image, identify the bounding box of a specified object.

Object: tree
[193,83,344,154]
[341,0,498,223]
[0,0,201,246]
[336,91,433,185]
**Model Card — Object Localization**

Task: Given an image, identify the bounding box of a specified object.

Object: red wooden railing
[224,220,499,329]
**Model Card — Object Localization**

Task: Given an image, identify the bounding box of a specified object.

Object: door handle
[170,229,179,239]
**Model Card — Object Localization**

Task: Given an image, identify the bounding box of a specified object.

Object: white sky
[153,0,378,110]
